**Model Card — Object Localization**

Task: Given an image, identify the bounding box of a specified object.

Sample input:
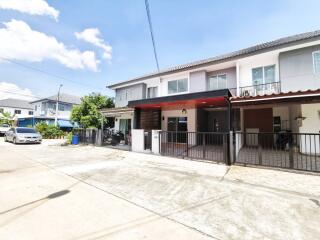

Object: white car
[4,127,42,144]
[0,124,10,135]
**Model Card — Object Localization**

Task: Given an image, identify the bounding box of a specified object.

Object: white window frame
[252,65,276,86]
[207,73,227,91]
[147,86,158,98]
[312,50,320,74]
[167,78,189,95]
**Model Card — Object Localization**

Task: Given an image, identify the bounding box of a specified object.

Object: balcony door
[167,117,187,143]
[252,65,276,95]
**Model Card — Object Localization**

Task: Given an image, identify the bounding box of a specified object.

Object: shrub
[35,122,65,139]
[66,132,73,144]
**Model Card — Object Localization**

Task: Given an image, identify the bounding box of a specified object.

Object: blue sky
[1,0,320,100]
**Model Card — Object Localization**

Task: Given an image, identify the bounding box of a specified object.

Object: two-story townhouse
[102,30,320,171]
[106,30,320,134]
[0,98,34,119]
[16,93,81,129]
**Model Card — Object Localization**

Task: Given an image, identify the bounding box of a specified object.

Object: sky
[1,0,320,101]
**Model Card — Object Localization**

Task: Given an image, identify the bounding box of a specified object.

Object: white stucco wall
[295,103,320,155]
[279,45,320,93]
[289,105,302,133]
[145,78,161,97]
[237,52,279,88]
[159,73,190,97]
[0,107,33,119]
[299,103,320,133]
[161,108,196,132]
[131,129,145,152]
[152,130,161,154]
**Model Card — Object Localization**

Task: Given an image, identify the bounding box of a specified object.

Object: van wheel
[13,138,17,144]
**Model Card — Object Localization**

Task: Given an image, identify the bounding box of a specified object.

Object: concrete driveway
[0,138,320,240]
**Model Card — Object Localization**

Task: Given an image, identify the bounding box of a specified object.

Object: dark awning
[100,107,134,117]
[128,89,231,109]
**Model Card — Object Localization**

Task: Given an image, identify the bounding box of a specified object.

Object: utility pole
[55,84,63,126]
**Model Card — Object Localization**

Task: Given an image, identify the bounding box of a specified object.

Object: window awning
[100,107,134,117]
[57,119,74,128]
[128,89,231,109]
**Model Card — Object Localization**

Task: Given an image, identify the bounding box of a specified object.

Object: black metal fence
[234,132,320,172]
[144,130,152,150]
[74,128,101,145]
[159,131,230,164]
[74,128,320,173]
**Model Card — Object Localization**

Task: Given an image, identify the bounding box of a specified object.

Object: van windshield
[16,128,37,133]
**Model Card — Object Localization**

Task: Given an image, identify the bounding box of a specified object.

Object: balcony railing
[239,82,281,97]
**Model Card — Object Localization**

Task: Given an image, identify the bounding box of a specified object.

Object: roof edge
[108,30,320,89]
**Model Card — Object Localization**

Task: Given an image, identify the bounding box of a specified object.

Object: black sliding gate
[159,131,320,173]
[160,131,230,164]
[234,132,320,172]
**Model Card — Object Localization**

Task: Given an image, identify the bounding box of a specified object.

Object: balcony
[239,82,281,97]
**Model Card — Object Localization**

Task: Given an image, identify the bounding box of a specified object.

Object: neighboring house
[14,93,81,129]
[17,116,75,130]
[102,30,320,171]
[0,98,34,119]
[31,93,81,119]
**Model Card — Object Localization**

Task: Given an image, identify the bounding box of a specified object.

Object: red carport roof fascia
[134,97,227,109]
[128,89,231,109]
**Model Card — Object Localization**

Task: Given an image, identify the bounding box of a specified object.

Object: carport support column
[133,108,141,129]
[226,97,232,165]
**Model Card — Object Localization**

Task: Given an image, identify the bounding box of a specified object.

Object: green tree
[71,93,114,129]
[0,111,15,125]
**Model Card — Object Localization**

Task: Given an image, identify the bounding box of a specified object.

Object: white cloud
[0,19,99,71]
[0,82,36,101]
[75,28,112,60]
[0,0,59,21]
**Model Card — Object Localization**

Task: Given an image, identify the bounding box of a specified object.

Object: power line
[0,57,100,90]
[144,0,160,72]
[0,89,42,100]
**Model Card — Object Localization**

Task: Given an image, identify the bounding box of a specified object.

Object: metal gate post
[202,133,206,159]
[258,134,262,165]
[289,138,294,169]
[186,132,189,158]
[229,131,234,164]
[224,134,231,165]
[158,131,161,155]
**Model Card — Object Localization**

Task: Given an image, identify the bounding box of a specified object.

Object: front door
[167,117,187,143]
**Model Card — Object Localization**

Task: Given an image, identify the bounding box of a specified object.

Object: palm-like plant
[0,111,15,125]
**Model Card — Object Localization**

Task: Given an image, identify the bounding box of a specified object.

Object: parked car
[4,127,42,144]
[0,124,10,136]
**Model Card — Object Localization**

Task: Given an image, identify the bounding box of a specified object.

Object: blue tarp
[57,119,74,128]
